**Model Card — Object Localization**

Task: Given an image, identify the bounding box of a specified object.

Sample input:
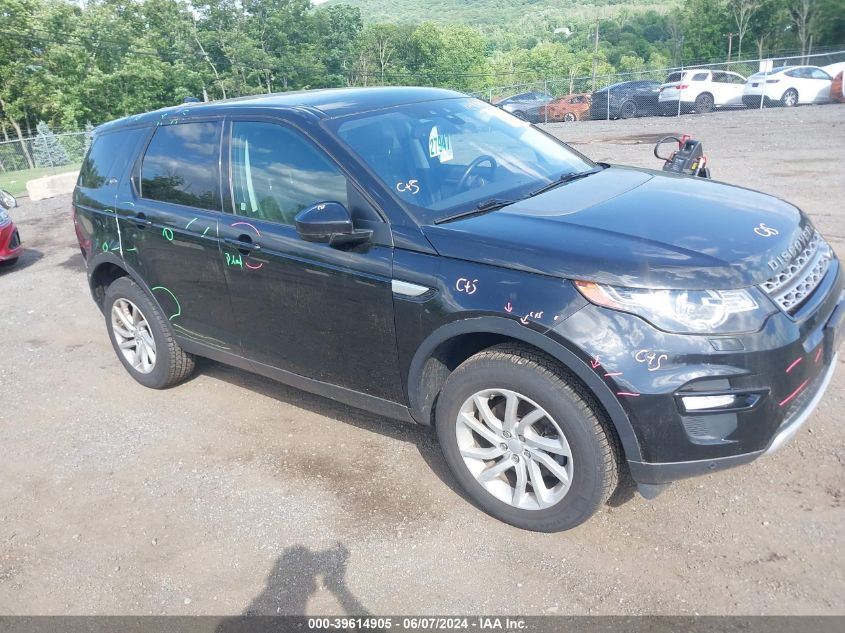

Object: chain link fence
[0,132,88,174]
[486,50,845,124]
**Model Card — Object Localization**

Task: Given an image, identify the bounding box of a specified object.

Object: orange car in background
[537,93,592,122]
[831,70,845,103]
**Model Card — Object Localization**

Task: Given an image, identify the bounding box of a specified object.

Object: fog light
[681,395,737,411]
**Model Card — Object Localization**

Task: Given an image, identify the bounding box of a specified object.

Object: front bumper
[549,260,844,485]
[628,352,838,484]
[0,221,23,261]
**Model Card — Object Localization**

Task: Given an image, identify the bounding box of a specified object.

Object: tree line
[0,0,842,160]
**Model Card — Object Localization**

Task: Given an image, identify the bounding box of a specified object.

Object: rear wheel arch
[405,316,643,462]
[88,255,170,329]
[89,255,132,310]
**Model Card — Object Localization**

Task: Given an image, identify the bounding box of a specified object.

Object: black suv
[74,87,843,532]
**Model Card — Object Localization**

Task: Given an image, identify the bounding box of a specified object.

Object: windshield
[328,97,593,224]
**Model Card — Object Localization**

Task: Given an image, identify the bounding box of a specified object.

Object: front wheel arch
[405,316,643,462]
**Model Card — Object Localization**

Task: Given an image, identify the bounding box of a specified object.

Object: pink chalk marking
[779,379,809,407]
[617,392,640,397]
[245,261,264,270]
[815,347,823,363]
[590,356,601,369]
[504,302,513,313]
[785,357,803,373]
[604,372,623,377]
[231,221,261,236]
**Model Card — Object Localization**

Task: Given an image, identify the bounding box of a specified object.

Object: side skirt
[177,337,417,425]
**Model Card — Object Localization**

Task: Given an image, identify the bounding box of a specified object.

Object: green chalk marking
[185,218,197,229]
[224,252,243,269]
[202,227,210,236]
[162,227,174,241]
[151,286,181,321]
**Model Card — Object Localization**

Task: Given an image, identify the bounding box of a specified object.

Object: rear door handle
[130,212,152,228]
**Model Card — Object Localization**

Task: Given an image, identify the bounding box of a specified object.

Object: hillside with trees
[0,0,842,147]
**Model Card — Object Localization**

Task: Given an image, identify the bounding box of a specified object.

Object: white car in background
[658,68,747,114]
[742,65,834,107]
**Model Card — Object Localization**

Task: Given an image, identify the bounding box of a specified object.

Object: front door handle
[224,235,261,254]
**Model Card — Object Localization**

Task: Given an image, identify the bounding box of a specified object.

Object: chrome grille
[761,230,833,313]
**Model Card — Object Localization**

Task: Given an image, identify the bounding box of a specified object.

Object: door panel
[116,120,238,352]
[220,119,402,402]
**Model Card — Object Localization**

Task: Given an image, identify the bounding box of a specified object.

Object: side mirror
[294,201,372,247]
[0,189,17,209]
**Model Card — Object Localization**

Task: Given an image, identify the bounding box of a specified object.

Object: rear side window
[692,72,709,81]
[141,121,221,211]
[79,129,144,189]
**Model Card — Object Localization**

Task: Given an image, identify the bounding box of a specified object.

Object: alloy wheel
[783,89,798,107]
[455,388,573,510]
[111,298,157,374]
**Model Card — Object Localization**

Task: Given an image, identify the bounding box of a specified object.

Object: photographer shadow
[216,543,369,631]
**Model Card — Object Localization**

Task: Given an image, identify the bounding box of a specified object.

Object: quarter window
[80,129,144,189]
[141,121,221,211]
[230,121,348,226]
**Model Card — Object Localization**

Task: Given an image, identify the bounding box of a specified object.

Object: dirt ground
[1,105,843,616]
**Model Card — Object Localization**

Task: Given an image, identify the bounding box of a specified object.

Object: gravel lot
[1,105,843,616]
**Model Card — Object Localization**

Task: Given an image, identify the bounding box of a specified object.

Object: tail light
[766,79,780,84]
[678,84,689,90]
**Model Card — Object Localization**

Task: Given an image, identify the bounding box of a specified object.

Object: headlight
[575,281,774,334]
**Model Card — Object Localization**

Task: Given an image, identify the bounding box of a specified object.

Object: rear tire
[511,110,527,121]
[104,276,195,389]
[620,100,637,119]
[435,344,620,532]
[694,93,714,113]
[781,88,799,107]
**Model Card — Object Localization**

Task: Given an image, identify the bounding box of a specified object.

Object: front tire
[435,344,620,532]
[104,276,195,389]
[563,112,576,122]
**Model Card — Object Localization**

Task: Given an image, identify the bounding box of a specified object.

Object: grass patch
[0,163,82,196]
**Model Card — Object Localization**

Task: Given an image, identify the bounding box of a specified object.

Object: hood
[423,166,810,290]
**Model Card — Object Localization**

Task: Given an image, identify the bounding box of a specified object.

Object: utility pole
[727,32,734,66]
[591,21,600,92]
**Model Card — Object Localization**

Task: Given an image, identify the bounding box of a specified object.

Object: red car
[0,189,22,266]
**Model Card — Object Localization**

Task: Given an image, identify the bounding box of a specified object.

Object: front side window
[692,72,708,81]
[809,68,831,80]
[230,121,348,226]
[141,121,221,211]
[330,97,593,224]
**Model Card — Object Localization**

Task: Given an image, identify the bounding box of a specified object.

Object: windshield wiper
[528,164,607,198]
[434,198,520,224]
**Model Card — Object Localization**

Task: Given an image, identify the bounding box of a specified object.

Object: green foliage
[0,0,841,141]
[32,120,69,167]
